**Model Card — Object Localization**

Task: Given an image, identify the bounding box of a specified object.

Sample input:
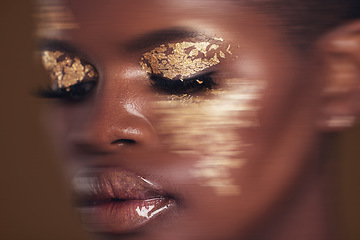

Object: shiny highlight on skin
[154,79,265,195]
[41,50,97,90]
[139,40,232,80]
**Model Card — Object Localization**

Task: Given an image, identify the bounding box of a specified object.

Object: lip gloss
[72,168,175,234]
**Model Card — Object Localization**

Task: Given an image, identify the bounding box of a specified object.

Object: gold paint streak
[154,78,265,195]
[35,2,79,37]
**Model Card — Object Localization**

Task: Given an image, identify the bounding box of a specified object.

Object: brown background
[0,1,359,239]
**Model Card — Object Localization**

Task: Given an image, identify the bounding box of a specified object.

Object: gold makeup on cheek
[41,50,97,90]
[154,79,265,196]
[139,40,231,80]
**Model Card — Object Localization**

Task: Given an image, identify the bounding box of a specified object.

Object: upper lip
[72,168,169,205]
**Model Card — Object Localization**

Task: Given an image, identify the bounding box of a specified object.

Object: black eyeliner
[149,72,217,94]
[36,81,97,101]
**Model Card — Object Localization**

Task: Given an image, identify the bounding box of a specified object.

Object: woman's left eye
[149,72,217,95]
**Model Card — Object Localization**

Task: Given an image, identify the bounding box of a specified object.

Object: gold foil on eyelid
[226,45,233,55]
[219,51,225,58]
[208,44,219,51]
[214,37,224,42]
[139,40,229,80]
[41,50,97,90]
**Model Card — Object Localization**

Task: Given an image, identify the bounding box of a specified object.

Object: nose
[67,68,157,154]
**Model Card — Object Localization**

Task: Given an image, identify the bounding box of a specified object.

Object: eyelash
[39,50,217,101]
[39,73,216,102]
[150,72,217,95]
[37,81,97,101]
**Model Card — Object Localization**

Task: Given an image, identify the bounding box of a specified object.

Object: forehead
[38,0,295,84]
[39,0,277,44]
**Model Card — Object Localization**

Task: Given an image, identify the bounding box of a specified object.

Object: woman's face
[40,0,322,239]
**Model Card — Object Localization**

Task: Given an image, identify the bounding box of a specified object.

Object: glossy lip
[72,168,176,234]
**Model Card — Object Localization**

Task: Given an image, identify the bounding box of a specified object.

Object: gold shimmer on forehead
[154,78,265,195]
[140,40,231,80]
[41,50,97,90]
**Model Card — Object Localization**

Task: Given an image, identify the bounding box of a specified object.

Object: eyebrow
[124,27,215,52]
[38,27,216,55]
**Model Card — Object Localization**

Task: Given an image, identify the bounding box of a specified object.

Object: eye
[139,40,230,96]
[149,72,217,95]
[38,50,98,101]
[37,81,97,101]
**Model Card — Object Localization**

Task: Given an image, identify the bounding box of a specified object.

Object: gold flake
[219,51,226,58]
[41,50,97,90]
[139,40,226,80]
[226,45,233,55]
[208,44,220,51]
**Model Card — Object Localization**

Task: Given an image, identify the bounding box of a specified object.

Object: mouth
[72,168,176,234]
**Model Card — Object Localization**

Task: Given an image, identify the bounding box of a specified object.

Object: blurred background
[0,1,359,239]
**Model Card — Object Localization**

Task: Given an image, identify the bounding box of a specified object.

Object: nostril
[111,139,136,145]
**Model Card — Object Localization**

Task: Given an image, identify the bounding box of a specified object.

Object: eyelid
[40,50,98,91]
[139,40,227,81]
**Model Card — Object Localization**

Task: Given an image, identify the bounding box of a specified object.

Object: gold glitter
[140,40,229,80]
[196,80,203,84]
[219,51,226,58]
[154,78,265,195]
[209,44,220,51]
[226,45,233,55]
[41,50,98,90]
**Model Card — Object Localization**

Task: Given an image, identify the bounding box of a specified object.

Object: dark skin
[39,0,360,239]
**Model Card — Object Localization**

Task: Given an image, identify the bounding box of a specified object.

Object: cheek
[153,78,265,196]
[44,103,90,170]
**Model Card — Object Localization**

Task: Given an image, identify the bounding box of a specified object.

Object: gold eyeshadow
[41,50,97,90]
[139,39,232,80]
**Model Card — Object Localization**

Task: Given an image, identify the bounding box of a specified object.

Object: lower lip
[77,198,175,233]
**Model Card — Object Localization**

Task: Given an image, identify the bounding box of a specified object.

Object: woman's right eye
[39,50,98,101]
[37,81,97,101]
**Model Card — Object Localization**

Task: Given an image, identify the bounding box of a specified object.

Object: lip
[72,168,175,234]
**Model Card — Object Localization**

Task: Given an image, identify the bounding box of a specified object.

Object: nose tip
[67,99,158,154]
[71,120,157,154]
[67,67,158,155]
[108,126,149,148]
